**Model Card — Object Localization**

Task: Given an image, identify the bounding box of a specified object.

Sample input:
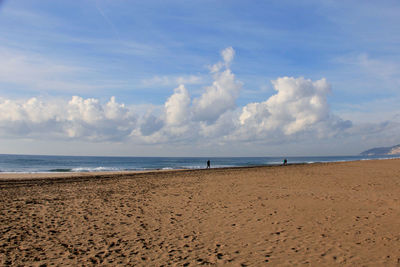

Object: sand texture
[1,159,400,266]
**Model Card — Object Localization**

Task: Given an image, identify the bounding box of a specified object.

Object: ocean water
[0,154,399,173]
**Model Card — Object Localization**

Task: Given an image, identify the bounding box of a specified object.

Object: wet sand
[1,159,400,266]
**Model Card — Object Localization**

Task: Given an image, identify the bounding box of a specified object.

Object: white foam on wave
[185,165,203,169]
[71,166,122,172]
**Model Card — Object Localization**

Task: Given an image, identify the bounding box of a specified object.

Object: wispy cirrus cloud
[141,75,205,88]
[0,46,134,95]
[335,53,400,86]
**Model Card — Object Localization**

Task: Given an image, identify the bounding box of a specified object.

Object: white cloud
[0,96,136,141]
[238,77,333,136]
[1,47,398,154]
[131,48,242,143]
[67,96,104,124]
[192,69,241,123]
[65,96,136,141]
[193,47,242,123]
[164,85,191,126]
[133,49,355,147]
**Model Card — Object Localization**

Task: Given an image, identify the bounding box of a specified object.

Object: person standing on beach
[283,158,288,166]
[207,160,210,169]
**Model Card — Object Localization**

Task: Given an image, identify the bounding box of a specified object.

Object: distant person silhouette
[283,158,288,166]
[207,160,210,169]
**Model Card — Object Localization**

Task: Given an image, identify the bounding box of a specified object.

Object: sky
[0,0,399,156]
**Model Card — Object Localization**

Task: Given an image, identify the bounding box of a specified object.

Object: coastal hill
[360,144,400,156]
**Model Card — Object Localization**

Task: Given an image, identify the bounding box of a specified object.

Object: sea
[0,154,399,173]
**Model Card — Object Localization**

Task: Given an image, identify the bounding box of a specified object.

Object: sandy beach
[1,159,400,266]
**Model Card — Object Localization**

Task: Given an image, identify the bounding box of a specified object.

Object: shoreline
[1,154,399,177]
[1,157,399,182]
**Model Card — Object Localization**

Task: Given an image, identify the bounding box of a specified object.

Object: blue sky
[0,0,399,156]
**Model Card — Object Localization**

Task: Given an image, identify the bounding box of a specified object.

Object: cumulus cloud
[2,47,394,151]
[134,48,353,146]
[129,48,242,143]
[0,97,62,138]
[192,69,241,123]
[164,85,191,126]
[64,96,136,140]
[239,77,332,136]
[192,47,242,123]
[0,96,135,141]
